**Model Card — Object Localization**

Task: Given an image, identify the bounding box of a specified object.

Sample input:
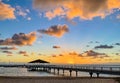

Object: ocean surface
[0,67,120,77]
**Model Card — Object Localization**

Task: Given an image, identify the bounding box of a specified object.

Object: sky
[0,0,120,64]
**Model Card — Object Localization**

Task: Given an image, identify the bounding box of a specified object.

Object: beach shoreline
[0,76,119,83]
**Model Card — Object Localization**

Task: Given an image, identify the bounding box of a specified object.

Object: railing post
[54,68,55,74]
[69,70,72,77]
[48,68,51,73]
[63,69,64,76]
[96,73,100,78]
[110,67,112,71]
[43,67,45,71]
[93,67,96,70]
[57,69,59,75]
[101,67,103,70]
[89,72,93,77]
[76,71,78,77]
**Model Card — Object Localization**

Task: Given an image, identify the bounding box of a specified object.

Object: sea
[0,64,120,77]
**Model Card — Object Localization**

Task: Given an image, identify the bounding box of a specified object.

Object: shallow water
[0,67,55,76]
[0,67,120,77]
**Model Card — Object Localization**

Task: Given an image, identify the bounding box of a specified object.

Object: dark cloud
[115,53,119,56]
[94,45,114,49]
[0,32,36,46]
[88,41,100,44]
[37,24,69,38]
[53,45,60,49]
[52,55,56,57]
[0,46,17,50]
[18,51,28,56]
[115,43,120,46]
[78,54,83,57]
[84,50,108,58]
[38,53,43,56]
[88,41,93,43]
[23,54,29,56]
[86,45,90,47]
[59,54,63,56]
[2,51,12,54]
[95,41,100,43]
[18,51,26,54]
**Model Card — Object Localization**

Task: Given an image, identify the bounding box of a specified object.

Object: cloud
[88,41,94,43]
[53,45,60,49]
[84,50,108,58]
[18,51,26,54]
[16,6,31,20]
[86,45,90,47]
[0,1,15,20]
[38,53,42,56]
[88,41,100,44]
[7,54,12,56]
[0,46,17,50]
[115,43,120,45]
[69,51,78,55]
[59,54,63,56]
[33,0,120,20]
[45,7,65,20]
[0,32,36,46]
[94,45,114,49]
[18,51,28,56]
[115,53,119,56]
[2,50,12,54]
[52,55,56,57]
[16,6,27,17]
[95,41,100,43]
[33,0,65,11]
[37,24,69,38]
[116,14,120,19]
[61,51,81,57]
[27,17,31,21]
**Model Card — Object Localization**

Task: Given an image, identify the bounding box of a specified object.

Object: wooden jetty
[0,63,120,77]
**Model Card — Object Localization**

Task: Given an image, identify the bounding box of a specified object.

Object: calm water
[0,67,55,76]
[0,67,120,77]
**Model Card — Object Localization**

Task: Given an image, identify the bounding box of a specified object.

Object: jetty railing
[0,63,120,77]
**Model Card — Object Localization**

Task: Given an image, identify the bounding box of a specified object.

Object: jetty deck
[0,64,120,77]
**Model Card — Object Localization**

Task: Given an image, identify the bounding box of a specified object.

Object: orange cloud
[37,24,69,38]
[34,0,120,20]
[45,7,65,20]
[47,50,111,64]
[69,51,78,55]
[33,0,65,11]
[0,1,15,20]
[0,32,36,46]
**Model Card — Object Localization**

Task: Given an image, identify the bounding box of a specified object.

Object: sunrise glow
[0,0,120,64]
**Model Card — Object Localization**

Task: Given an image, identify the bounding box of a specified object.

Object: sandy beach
[0,76,120,83]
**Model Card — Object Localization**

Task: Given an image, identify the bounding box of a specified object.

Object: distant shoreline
[0,76,120,83]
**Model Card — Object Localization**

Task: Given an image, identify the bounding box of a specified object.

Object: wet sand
[0,76,120,83]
